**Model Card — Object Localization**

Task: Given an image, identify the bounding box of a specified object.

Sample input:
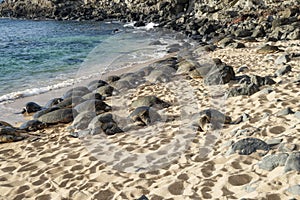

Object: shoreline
[1,51,177,125]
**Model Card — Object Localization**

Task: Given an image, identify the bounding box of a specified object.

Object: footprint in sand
[269,126,286,134]
[12,194,25,200]
[35,194,52,200]
[17,164,38,172]
[93,189,114,200]
[168,181,184,195]
[201,161,215,178]
[16,185,30,194]
[70,165,84,171]
[1,166,17,173]
[228,174,252,186]
[201,187,213,199]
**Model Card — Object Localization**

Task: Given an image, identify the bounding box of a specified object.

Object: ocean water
[0,19,183,104]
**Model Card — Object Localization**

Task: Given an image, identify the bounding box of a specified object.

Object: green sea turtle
[74,99,111,114]
[56,96,85,108]
[88,113,123,135]
[19,120,47,131]
[87,80,108,91]
[197,109,233,132]
[45,98,63,108]
[129,106,162,126]
[62,86,90,99]
[95,85,116,97]
[131,96,170,109]
[68,111,97,131]
[0,126,24,143]
[38,108,78,124]
[105,75,120,83]
[16,102,43,114]
[82,92,105,101]
[256,44,282,54]
[0,121,14,128]
[33,107,60,119]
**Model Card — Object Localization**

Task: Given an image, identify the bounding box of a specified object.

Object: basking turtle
[256,44,282,54]
[82,92,105,101]
[131,96,170,109]
[56,96,85,108]
[62,86,90,99]
[74,99,111,114]
[19,120,47,132]
[68,111,97,131]
[129,106,161,126]
[0,126,24,143]
[38,108,78,124]
[87,80,108,91]
[33,107,61,119]
[0,121,14,128]
[197,109,232,132]
[88,113,123,135]
[95,85,116,97]
[16,102,43,114]
[105,75,120,83]
[45,98,63,108]
[63,90,89,99]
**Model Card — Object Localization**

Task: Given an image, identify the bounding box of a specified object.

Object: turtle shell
[129,106,161,126]
[20,120,46,131]
[38,108,78,124]
[198,109,232,124]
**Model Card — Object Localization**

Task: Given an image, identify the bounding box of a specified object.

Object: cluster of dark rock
[1,0,299,42]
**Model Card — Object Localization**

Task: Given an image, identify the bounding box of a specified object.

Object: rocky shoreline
[1,0,299,42]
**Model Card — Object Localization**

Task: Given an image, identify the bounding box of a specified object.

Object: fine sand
[0,40,300,199]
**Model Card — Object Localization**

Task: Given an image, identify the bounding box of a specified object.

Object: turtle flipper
[14,108,26,114]
[0,134,25,143]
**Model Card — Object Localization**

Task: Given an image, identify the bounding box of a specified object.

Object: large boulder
[204,60,235,85]
[228,83,260,97]
[227,138,269,156]
[250,75,276,87]
[258,153,289,171]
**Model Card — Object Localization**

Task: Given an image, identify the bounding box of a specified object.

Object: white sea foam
[123,22,135,28]
[124,22,159,30]
[0,79,75,103]
[143,22,159,30]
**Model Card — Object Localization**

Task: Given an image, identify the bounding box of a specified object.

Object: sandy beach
[1,37,300,200]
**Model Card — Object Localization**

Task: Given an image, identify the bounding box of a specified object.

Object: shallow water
[0,19,193,124]
[0,19,185,103]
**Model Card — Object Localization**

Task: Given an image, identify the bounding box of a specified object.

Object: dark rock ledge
[0,0,300,42]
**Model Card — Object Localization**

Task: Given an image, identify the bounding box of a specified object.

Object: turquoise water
[0,19,122,100]
[0,19,187,104]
